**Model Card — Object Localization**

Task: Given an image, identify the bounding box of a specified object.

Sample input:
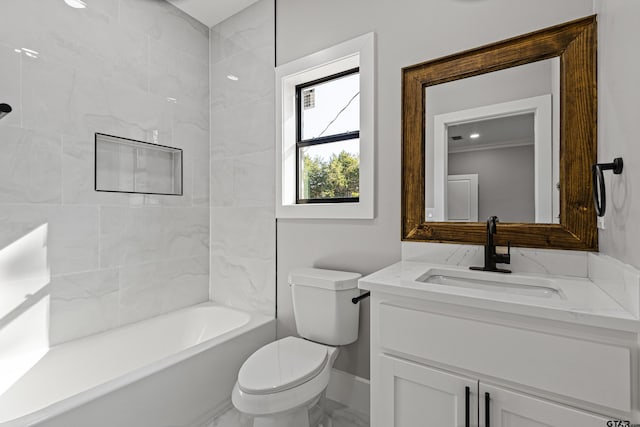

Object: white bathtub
[0,302,275,427]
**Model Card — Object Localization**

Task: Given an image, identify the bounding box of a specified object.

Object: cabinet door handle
[465,386,470,427]
[485,392,491,427]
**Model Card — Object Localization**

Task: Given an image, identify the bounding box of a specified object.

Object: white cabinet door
[378,355,478,427]
[479,383,611,427]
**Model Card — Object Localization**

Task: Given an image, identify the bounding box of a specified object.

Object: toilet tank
[289,268,362,346]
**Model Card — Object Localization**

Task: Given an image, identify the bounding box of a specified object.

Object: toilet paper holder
[352,291,370,304]
[0,103,12,120]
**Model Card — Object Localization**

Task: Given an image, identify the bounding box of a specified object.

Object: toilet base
[253,406,309,427]
[248,392,329,427]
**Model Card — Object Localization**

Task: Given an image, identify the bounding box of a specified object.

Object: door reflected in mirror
[425,58,560,224]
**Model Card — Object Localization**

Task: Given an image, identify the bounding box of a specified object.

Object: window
[296,68,360,203]
[276,33,375,219]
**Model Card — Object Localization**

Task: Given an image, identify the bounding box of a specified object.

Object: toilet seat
[232,337,338,416]
[238,337,328,394]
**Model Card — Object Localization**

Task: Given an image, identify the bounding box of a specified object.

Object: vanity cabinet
[480,383,610,427]
[379,355,476,426]
[379,355,610,427]
[369,292,636,427]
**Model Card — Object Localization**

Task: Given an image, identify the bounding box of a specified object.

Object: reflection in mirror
[447,114,533,222]
[425,58,560,224]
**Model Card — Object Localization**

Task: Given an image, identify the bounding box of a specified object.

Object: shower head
[0,103,12,120]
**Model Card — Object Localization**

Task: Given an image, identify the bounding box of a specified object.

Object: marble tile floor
[207,399,369,427]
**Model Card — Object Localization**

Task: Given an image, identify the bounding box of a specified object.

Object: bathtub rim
[1,301,274,427]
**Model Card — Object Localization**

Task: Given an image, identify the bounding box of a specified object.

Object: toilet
[231,268,362,427]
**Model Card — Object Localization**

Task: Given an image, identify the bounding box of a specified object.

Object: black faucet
[470,216,511,273]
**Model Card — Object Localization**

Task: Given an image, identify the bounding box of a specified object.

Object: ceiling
[448,113,535,153]
[167,0,261,27]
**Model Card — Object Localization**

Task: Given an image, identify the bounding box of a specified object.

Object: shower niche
[95,133,183,196]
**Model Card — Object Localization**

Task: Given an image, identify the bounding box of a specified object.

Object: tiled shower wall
[210,0,276,316]
[0,0,210,345]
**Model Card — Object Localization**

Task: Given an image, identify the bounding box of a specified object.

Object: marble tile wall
[0,0,210,345]
[402,242,590,277]
[210,0,276,317]
[402,242,594,278]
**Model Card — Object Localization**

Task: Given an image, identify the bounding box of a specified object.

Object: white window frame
[276,33,375,219]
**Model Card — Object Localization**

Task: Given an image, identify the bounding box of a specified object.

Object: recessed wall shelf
[94,133,183,196]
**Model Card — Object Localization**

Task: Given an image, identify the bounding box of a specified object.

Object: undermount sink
[416,268,565,299]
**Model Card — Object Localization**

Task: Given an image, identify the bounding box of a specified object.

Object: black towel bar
[592,157,623,217]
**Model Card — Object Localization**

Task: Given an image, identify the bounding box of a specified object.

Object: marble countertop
[359,261,640,333]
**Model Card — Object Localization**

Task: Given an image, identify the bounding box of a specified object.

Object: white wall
[210,0,276,316]
[276,0,594,379]
[0,0,210,346]
[595,0,640,270]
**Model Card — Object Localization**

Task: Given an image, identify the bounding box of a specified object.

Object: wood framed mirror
[402,16,597,250]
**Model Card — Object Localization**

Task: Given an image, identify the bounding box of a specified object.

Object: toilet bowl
[231,268,362,427]
[232,337,339,427]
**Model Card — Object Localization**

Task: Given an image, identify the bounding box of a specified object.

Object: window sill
[276,198,373,219]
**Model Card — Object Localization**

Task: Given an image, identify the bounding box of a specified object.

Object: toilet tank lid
[288,268,361,290]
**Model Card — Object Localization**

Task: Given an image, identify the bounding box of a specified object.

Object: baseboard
[326,369,370,416]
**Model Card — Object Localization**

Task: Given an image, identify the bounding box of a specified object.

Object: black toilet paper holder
[352,292,370,304]
[0,103,12,120]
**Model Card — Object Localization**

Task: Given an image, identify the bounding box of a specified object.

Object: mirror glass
[424,58,560,224]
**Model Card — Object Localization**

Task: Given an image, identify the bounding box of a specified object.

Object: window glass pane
[300,72,359,140]
[299,139,359,200]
